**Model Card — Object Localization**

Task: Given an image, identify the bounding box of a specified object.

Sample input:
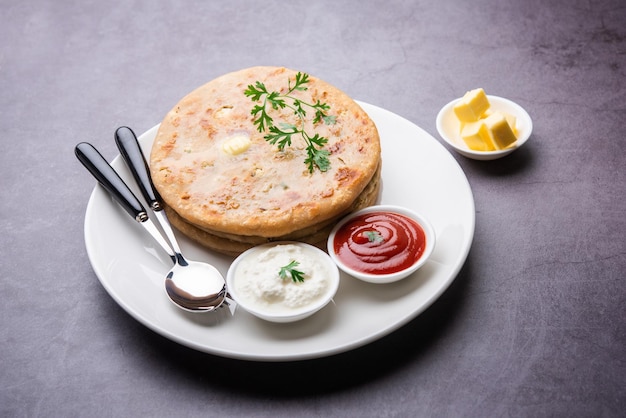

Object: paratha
[150,66,381,250]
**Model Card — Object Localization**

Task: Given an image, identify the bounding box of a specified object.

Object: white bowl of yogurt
[226,242,340,323]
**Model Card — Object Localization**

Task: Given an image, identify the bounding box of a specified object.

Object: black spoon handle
[115,126,161,211]
[75,142,147,222]
[114,125,185,260]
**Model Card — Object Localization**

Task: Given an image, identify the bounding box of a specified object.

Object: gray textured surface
[2,0,625,416]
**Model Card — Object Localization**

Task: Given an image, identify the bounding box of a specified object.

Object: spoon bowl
[165,260,227,311]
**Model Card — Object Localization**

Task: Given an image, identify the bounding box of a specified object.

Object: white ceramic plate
[83,101,475,361]
[436,95,533,160]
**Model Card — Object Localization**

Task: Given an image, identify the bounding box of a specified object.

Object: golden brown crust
[165,165,381,256]
[150,66,381,238]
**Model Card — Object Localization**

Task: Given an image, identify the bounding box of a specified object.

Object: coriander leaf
[267,91,286,110]
[250,104,271,132]
[322,114,337,125]
[290,72,309,92]
[265,124,297,150]
[245,72,335,173]
[244,82,268,101]
[292,99,306,118]
[306,148,331,173]
[279,260,306,283]
[308,133,329,147]
[313,100,330,111]
[364,230,384,243]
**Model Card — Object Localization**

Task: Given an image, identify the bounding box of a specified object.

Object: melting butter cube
[453,88,490,122]
[483,112,517,149]
[222,134,251,155]
[461,121,496,151]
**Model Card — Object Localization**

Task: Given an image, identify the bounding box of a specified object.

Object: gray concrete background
[2,0,625,416]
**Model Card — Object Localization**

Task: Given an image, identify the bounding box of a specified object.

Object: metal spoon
[75,141,228,313]
[113,126,234,313]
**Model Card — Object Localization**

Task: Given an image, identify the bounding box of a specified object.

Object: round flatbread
[150,66,381,240]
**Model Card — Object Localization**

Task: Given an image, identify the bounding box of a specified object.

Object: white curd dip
[231,243,334,315]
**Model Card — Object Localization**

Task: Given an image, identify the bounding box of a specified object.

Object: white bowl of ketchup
[327,205,436,284]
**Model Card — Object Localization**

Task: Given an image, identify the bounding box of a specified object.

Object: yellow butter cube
[503,112,517,136]
[461,121,496,151]
[483,112,517,149]
[222,134,251,155]
[453,88,490,122]
[481,109,518,136]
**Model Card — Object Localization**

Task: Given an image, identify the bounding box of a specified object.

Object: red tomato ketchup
[333,211,427,275]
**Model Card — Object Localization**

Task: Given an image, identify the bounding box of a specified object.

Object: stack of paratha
[150,66,381,255]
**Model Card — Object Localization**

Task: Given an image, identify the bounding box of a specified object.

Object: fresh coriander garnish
[244,72,336,173]
[279,260,306,283]
[364,230,384,243]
